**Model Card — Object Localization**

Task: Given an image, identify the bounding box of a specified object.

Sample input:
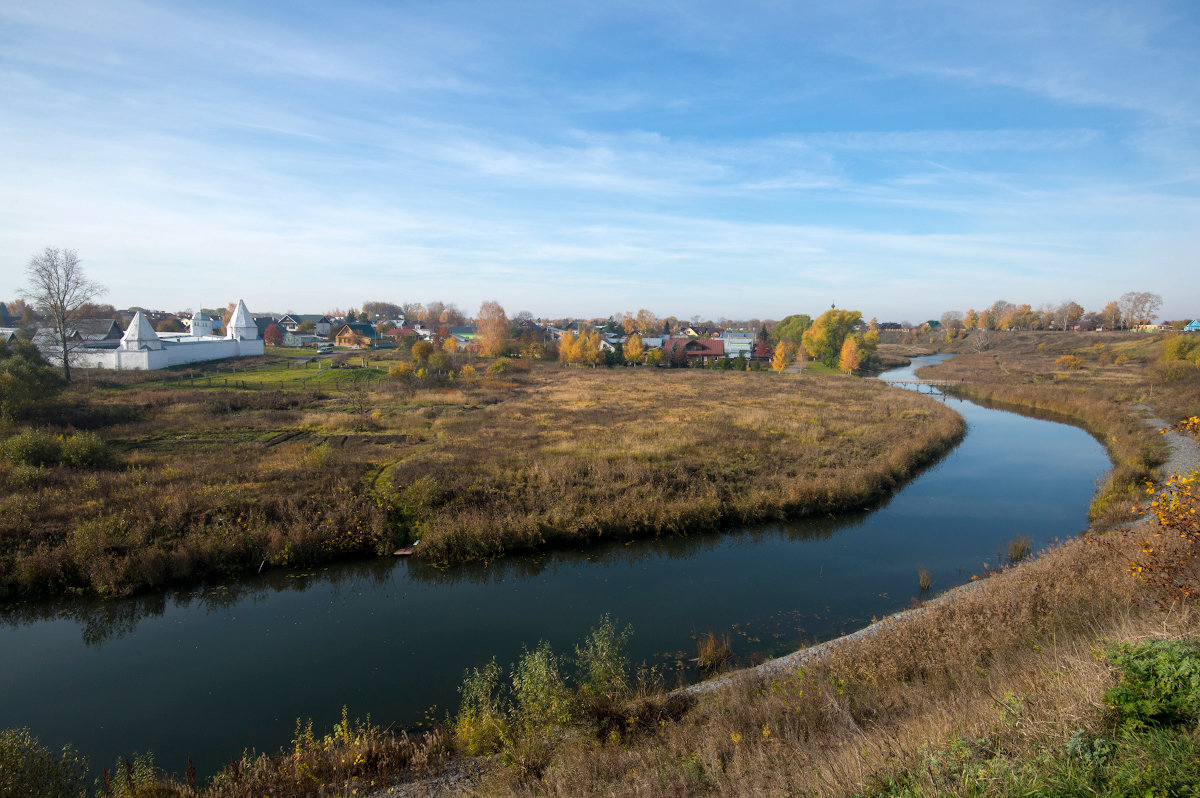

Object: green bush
[487,358,513,376]
[0,727,89,798]
[455,658,508,756]
[6,463,45,490]
[59,431,113,469]
[454,618,636,772]
[1,428,61,467]
[1104,638,1200,729]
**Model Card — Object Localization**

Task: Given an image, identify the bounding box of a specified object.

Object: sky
[2,0,1199,322]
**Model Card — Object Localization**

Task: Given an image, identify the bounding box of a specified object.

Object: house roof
[663,337,725,356]
[336,323,378,338]
[68,319,124,341]
[281,313,330,324]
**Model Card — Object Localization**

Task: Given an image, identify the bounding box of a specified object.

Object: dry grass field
[911,330,1200,527]
[0,362,962,598]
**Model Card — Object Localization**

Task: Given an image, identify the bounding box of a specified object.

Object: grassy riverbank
[9,422,1196,797]
[908,331,1200,527]
[0,361,963,599]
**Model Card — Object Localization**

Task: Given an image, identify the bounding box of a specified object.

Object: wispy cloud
[1,0,1198,321]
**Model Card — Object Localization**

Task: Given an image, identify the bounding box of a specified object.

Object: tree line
[939,292,1168,333]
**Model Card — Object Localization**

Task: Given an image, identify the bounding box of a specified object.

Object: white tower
[189,307,213,337]
[120,311,163,350]
[226,299,259,341]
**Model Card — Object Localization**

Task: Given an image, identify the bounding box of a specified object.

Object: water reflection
[2,502,864,647]
[0,357,1112,778]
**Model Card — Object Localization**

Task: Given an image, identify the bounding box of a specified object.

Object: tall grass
[914,331,1198,527]
[0,364,963,598]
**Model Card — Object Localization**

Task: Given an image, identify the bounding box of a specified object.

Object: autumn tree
[795,345,809,373]
[1100,301,1123,330]
[839,336,861,373]
[443,336,458,354]
[22,247,106,381]
[1051,300,1084,331]
[963,309,979,329]
[579,330,603,365]
[412,340,433,363]
[558,332,579,364]
[771,341,796,371]
[361,301,404,320]
[262,323,284,346]
[801,308,863,368]
[156,318,186,333]
[624,332,644,364]
[476,301,510,357]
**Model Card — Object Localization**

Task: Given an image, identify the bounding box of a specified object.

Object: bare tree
[22,248,106,381]
[1118,291,1163,329]
[939,310,964,330]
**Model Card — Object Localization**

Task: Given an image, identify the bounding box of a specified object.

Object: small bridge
[880,378,965,394]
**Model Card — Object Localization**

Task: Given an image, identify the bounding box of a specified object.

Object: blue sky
[3,0,1198,322]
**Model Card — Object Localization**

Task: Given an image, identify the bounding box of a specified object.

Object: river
[0,356,1109,776]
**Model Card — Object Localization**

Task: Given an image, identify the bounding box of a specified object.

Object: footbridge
[880,378,966,394]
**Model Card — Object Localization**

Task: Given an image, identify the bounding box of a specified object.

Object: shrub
[455,658,509,756]
[59,431,114,469]
[1104,638,1200,729]
[487,358,513,376]
[455,618,636,771]
[7,463,45,490]
[574,614,632,705]
[1161,335,1200,365]
[388,361,414,380]
[1,428,61,467]
[1056,354,1083,370]
[0,727,89,798]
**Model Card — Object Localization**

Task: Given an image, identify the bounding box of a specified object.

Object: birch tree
[22,248,105,381]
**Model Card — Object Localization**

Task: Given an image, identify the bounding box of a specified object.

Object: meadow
[0,357,963,599]
[910,330,1200,527]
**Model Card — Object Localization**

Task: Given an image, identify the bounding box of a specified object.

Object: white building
[73,300,265,370]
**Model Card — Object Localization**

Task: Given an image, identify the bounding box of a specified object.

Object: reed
[0,362,964,599]
[695,631,731,675]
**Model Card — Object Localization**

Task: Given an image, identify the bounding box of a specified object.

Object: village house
[662,337,726,366]
[278,314,332,337]
[333,322,381,348]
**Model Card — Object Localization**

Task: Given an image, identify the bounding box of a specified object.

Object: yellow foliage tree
[624,332,644,364]
[771,341,795,372]
[558,331,579,364]
[579,330,603,365]
[839,336,861,373]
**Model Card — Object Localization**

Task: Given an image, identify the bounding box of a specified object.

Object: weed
[0,727,88,798]
[1104,638,1200,729]
[1007,534,1033,565]
[695,630,731,674]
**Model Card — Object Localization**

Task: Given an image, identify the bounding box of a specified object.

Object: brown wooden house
[333,323,380,348]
